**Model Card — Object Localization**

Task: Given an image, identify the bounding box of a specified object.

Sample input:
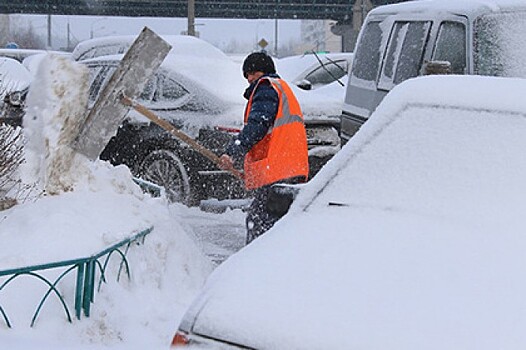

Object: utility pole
[47,14,52,48]
[187,0,195,36]
[274,17,278,56]
[67,19,71,50]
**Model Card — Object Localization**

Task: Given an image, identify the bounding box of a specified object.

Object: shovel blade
[72,27,172,160]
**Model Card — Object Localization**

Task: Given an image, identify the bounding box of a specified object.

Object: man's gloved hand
[219,154,235,171]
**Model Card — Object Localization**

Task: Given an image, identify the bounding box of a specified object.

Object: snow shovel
[72,27,172,160]
[120,95,244,181]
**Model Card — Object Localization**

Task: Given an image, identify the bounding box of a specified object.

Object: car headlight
[8,91,23,106]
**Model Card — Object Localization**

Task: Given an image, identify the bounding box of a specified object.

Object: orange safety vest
[243,77,309,190]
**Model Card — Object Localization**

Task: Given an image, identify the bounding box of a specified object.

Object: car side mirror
[296,79,313,91]
[423,60,452,75]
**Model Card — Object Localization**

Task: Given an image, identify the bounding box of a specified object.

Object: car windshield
[304,77,526,227]
[474,11,526,78]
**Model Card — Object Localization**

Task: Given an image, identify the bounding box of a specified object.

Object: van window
[433,21,466,74]
[393,21,431,84]
[381,22,404,83]
[379,21,431,88]
[351,21,383,82]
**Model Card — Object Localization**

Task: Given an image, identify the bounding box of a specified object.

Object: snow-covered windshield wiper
[311,50,345,87]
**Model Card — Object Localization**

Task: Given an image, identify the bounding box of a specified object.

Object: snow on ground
[0,54,217,348]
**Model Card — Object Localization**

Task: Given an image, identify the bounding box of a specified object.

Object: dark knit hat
[242,52,276,78]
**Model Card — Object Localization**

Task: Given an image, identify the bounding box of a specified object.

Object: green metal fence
[0,226,153,328]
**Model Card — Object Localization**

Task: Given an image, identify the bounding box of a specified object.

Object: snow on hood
[292,76,346,118]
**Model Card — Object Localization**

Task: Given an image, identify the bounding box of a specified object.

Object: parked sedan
[172,75,526,349]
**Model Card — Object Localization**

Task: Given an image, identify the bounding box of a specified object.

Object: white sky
[11,14,301,51]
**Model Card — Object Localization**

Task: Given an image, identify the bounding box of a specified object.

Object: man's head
[242,52,276,83]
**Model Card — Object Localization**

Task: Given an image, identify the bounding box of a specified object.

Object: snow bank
[0,54,212,348]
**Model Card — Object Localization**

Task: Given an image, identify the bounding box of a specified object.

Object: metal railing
[0,226,153,328]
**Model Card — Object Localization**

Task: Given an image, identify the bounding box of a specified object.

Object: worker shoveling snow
[0,54,212,349]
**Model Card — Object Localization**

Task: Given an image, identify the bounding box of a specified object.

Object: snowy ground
[177,205,246,265]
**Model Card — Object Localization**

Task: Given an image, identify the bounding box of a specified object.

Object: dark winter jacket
[225,73,280,165]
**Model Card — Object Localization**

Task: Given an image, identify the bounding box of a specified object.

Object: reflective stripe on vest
[267,77,304,129]
[245,78,305,130]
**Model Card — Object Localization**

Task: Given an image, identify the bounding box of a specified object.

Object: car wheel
[139,149,192,204]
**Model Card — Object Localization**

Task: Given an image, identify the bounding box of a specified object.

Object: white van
[340,0,526,142]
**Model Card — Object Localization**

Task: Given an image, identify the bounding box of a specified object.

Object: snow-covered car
[172,75,526,348]
[81,36,343,205]
[277,52,353,91]
[0,57,32,127]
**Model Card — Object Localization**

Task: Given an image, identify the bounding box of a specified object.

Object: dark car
[0,57,32,127]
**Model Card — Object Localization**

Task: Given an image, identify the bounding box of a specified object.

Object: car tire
[138,149,192,205]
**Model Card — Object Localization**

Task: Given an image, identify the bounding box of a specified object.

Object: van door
[341,19,386,142]
[342,18,432,142]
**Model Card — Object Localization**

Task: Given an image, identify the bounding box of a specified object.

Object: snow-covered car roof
[0,48,70,63]
[0,57,32,95]
[72,34,229,62]
[82,49,247,130]
[370,0,526,17]
[179,75,526,349]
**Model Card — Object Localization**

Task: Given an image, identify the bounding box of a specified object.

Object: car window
[87,65,115,103]
[78,44,128,61]
[351,21,383,82]
[393,21,431,84]
[432,21,466,74]
[304,59,348,86]
[158,75,189,101]
[137,72,190,108]
[380,22,406,84]
[378,21,431,87]
[140,76,157,101]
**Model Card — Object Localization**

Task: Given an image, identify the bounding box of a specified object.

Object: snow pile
[21,54,91,195]
[0,54,212,348]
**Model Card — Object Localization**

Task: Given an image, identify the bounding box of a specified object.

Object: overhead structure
[0,0,407,21]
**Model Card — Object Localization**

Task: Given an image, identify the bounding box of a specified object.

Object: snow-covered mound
[0,54,212,348]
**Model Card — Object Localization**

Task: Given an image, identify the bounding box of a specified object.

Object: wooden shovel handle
[121,95,244,181]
